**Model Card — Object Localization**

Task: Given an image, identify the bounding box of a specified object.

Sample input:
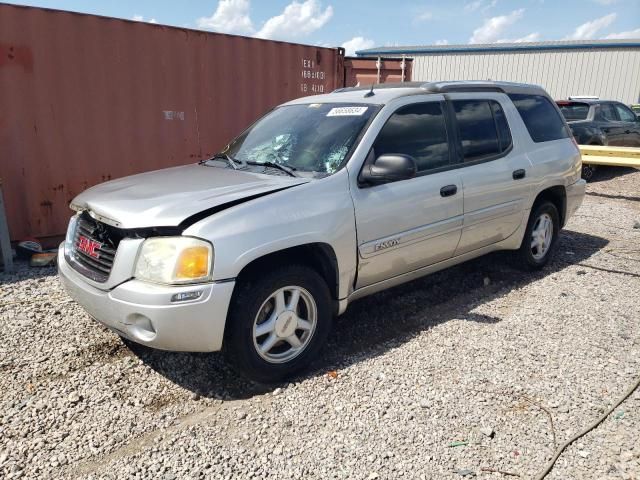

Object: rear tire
[516,201,560,270]
[223,264,332,383]
[582,164,596,182]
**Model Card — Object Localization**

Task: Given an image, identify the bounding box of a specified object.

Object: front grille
[69,214,119,282]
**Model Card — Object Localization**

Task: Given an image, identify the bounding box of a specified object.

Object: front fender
[184,169,358,300]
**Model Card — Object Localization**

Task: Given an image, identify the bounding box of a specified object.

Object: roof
[285,81,547,105]
[356,39,640,56]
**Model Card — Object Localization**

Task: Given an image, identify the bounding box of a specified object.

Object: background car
[556,98,640,180]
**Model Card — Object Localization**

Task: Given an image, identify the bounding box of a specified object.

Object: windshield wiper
[200,153,246,170]
[246,161,299,177]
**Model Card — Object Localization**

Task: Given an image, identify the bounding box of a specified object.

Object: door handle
[603,128,610,133]
[513,169,526,180]
[440,185,457,197]
[625,130,632,134]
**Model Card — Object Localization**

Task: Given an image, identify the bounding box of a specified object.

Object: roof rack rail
[421,81,505,93]
[332,81,424,93]
[332,80,545,96]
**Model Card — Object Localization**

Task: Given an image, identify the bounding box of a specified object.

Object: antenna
[364,83,375,98]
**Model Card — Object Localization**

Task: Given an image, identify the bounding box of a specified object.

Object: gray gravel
[1,167,639,479]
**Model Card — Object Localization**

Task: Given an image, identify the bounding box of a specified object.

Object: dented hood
[71,164,308,229]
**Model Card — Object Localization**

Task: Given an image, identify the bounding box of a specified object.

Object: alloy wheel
[531,212,554,260]
[252,286,318,364]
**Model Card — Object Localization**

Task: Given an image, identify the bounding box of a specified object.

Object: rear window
[557,102,590,121]
[509,94,570,143]
[452,100,511,161]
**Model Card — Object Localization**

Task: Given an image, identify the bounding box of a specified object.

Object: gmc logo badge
[77,235,102,258]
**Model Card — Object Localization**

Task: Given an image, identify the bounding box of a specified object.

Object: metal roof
[356,39,640,56]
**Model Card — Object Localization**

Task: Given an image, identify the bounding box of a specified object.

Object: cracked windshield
[223,103,378,176]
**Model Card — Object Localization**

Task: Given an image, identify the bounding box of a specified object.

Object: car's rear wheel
[516,201,559,270]
[223,264,332,383]
[582,164,596,181]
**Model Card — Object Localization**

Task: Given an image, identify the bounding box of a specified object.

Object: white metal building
[356,40,640,104]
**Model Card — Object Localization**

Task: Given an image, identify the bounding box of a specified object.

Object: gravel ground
[1,167,639,480]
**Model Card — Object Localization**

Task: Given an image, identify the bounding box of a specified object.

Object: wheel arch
[532,185,567,227]
[235,242,340,310]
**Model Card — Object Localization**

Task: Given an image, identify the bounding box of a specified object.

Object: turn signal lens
[134,237,213,285]
[175,246,210,279]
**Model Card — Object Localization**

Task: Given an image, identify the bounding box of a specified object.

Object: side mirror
[360,154,417,185]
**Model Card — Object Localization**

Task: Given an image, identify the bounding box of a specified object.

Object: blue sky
[6,0,640,54]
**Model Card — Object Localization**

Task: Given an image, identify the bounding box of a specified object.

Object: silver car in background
[58,81,586,382]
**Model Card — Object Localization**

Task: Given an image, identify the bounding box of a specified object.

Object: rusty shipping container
[343,57,412,87]
[0,4,345,243]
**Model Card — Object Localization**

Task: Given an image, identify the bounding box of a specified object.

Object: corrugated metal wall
[0,4,344,242]
[411,48,640,104]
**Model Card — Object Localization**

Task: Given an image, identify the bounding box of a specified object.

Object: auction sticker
[327,106,368,117]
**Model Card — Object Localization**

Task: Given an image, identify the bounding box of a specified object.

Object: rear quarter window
[509,94,569,143]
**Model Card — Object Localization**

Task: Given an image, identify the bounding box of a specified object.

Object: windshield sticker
[326,106,368,117]
[308,103,323,108]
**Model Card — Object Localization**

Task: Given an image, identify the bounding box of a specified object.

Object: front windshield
[222,103,378,176]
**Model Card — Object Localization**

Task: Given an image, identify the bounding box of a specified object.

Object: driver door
[350,100,463,288]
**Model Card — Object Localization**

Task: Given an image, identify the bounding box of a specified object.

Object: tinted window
[373,102,449,172]
[508,94,570,143]
[599,104,618,121]
[557,102,590,121]
[614,104,637,122]
[491,101,513,153]
[452,100,504,160]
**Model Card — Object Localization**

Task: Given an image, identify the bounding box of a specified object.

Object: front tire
[516,201,560,270]
[223,265,332,383]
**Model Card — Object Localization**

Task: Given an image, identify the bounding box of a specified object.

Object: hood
[71,164,309,229]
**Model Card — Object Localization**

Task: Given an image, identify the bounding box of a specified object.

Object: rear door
[351,97,464,288]
[613,103,640,146]
[447,94,532,255]
[597,103,627,145]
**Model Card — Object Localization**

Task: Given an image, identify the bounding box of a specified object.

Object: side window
[599,104,618,122]
[373,102,450,172]
[614,104,637,122]
[452,100,506,161]
[491,101,513,152]
[508,93,570,143]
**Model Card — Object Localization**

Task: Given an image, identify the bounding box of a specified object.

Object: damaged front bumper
[58,246,235,352]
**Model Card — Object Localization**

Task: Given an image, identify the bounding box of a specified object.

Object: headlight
[134,237,213,285]
[64,214,79,255]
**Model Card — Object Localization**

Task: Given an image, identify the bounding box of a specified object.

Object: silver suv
[59,81,586,382]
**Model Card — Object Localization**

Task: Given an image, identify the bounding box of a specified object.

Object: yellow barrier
[579,145,640,168]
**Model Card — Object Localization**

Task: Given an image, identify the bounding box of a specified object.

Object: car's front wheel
[224,264,332,383]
